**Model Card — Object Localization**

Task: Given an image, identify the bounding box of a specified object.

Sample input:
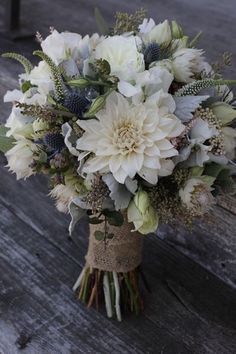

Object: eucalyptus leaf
[88,217,104,224]
[94,230,105,241]
[103,210,124,226]
[21,81,36,93]
[190,166,204,177]
[69,200,86,235]
[216,169,236,194]
[94,7,109,35]
[0,125,15,153]
[102,174,133,210]
[203,162,225,177]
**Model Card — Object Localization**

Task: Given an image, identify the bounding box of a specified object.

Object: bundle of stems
[73,266,145,321]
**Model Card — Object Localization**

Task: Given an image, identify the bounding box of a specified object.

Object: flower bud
[128,190,159,234]
[171,20,184,39]
[84,95,107,118]
[68,78,90,88]
[211,102,236,125]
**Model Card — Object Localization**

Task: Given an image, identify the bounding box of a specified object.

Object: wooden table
[0,0,235,353]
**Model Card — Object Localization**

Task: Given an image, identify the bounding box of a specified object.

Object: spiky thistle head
[43,132,65,151]
[144,43,160,67]
[63,90,90,116]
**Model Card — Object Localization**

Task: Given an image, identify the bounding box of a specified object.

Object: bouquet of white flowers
[1,9,236,321]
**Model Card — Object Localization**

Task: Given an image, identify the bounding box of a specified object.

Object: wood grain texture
[0,0,236,353]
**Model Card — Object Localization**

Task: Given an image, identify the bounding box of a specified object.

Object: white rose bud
[143,20,172,45]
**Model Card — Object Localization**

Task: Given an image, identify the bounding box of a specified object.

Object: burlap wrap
[86,220,143,273]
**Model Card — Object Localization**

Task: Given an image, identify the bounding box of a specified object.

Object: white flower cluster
[3,16,236,234]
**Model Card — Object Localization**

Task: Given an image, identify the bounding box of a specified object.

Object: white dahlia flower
[172,48,208,83]
[6,139,37,180]
[94,36,144,80]
[76,92,184,185]
[139,19,172,45]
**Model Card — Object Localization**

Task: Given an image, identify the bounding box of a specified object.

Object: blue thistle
[144,43,160,67]
[43,132,65,152]
[63,90,90,117]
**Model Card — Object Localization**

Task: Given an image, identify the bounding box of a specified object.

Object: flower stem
[113,272,122,322]
[103,272,113,318]
[72,267,86,292]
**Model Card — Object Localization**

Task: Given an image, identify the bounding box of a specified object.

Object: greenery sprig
[175,79,236,96]
[33,50,65,102]
[2,52,33,74]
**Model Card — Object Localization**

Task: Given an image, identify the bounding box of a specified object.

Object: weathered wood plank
[158,204,236,289]
[0,201,193,354]
[0,199,236,353]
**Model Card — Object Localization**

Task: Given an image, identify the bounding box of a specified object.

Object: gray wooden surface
[0,0,236,353]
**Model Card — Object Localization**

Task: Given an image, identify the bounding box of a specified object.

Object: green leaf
[204,162,225,177]
[200,175,216,186]
[103,210,124,227]
[94,230,105,241]
[21,81,36,93]
[94,7,109,35]
[69,200,86,235]
[0,125,15,153]
[215,169,236,194]
[37,150,48,163]
[190,166,204,177]
[88,217,104,224]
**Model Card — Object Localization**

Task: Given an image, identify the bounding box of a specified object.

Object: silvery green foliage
[69,197,87,235]
[102,174,137,210]
[62,123,80,157]
[174,95,209,122]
